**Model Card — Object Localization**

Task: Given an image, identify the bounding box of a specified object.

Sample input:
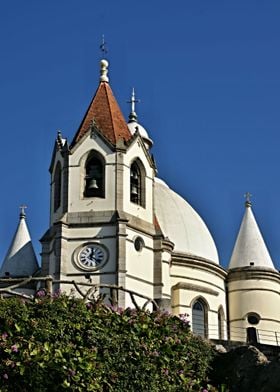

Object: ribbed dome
[154,178,219,264]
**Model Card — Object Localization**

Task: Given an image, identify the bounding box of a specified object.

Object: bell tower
[41,59,158,307]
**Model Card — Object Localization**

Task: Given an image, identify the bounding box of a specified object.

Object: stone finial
[100,59,109,83]
[56,130,64,150]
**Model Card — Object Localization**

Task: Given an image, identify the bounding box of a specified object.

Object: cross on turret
[244,192,252,208]
[19,205,27,218]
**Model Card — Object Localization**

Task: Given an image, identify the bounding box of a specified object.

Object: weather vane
[244,192,252,207]
[99,35,108,57]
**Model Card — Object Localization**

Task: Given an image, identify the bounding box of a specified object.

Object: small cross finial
[127,88,140,122]
[99,34,108,57]
[244,192,252,208]
[19,205,27,218]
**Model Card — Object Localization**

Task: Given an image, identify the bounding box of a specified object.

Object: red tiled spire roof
[71,81,132,147]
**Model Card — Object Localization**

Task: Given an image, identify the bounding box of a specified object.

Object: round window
[134,237,144,252]
[247,313,260,325]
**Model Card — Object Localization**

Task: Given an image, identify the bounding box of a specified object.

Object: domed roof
[127,120,149,140]
[154,178,219,264]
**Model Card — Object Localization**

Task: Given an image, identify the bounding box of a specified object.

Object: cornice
[172,282,219,296]
[227,266,280,283]
[171,252,227,279]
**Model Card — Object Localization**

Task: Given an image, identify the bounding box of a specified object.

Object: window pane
[192,300,206,338]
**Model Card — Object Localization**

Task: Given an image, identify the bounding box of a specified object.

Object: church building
[1,57,280,346]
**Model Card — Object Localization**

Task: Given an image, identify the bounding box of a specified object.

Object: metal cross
[99,35,108,56]
[244,192,252,206]
[127,88,140,121]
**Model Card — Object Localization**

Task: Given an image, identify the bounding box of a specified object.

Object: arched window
[84,152,105,198]
[130,160,145,207]
[218,307,225,340]
[54,162,62,212]
[192,298,208,338]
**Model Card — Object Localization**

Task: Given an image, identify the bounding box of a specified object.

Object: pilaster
[116,216,128,307]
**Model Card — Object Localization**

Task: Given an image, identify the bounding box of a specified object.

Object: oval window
[134,237,144,252]
[247,313,260,325]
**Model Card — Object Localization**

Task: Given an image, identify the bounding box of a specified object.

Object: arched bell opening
[54,161,62,212]
[130,159,146,207]
[84,151,105,198]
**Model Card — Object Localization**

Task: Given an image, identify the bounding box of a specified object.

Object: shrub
[0,294,214,391]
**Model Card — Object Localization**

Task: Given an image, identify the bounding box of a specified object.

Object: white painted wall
[228,275,280,345]
[124,227,154,308]
[170,262,227,339]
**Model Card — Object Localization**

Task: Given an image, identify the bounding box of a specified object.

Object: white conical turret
[0,207,39,277]
[228,195,275,270]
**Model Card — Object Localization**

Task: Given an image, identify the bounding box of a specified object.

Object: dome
[127,120,153,148]
[154,178,219,264]
[128,120,149,139]
[127,120,153,149]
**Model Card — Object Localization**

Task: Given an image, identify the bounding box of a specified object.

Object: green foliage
[0,293,214,391]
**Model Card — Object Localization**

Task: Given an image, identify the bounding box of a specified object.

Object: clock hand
[91,248,96,260]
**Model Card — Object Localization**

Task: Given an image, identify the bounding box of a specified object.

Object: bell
[131,171,138,180]
[131,185,138,195]
[88,178,98,189]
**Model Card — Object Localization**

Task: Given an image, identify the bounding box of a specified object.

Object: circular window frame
[72,243,109,272]
[247,312,260,325]
[134,236,145,252]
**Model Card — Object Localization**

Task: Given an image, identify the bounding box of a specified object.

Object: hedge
[0,292,215,391]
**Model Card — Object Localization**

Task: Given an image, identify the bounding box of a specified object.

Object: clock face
[77,244,107,270]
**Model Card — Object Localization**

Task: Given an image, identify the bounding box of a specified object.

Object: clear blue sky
[0,1,280,269]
